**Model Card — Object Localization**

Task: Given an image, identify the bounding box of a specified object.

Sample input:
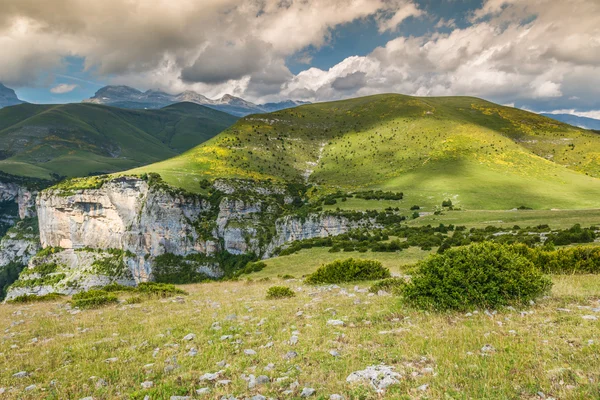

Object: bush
[71,290,119,309]
[305,258,391,284]
[266,286,296,299]
[125,296,143,304]
[237,261,267,276]
[135,282,187,297]
[368,278,405,294]
[510,244,600,274]
[401,242,552,311]
[8,293,63,304]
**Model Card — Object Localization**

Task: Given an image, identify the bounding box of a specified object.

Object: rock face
[10,176,366,296]
[0,83,24,108]
[0,181,37,222]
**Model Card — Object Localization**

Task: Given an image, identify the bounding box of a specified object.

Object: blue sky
[2,0,600,118]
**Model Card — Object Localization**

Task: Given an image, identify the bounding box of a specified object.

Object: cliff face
[8,176,364,297]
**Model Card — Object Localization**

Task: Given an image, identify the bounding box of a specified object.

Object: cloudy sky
[1,0,599,117]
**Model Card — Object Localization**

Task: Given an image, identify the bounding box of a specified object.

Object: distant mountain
[83,85,309,116]
[541,113,600,130]
[0,84,25,108]
[0,102,237,180]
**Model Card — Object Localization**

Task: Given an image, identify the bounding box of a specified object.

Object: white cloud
[50,83,78,94]
[0,0,598,113]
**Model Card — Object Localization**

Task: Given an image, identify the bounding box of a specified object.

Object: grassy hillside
[0,102,237,179]
[131,94,600,210]
[1,275,598,399]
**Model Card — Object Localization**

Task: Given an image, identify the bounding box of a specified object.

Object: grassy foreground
[0,276,598,399]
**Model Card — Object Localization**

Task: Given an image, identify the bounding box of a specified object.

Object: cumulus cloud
[0,0,598,114]
[50,83,78,94]
[277,0,600,113]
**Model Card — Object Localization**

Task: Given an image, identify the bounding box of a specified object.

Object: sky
[1,0,599,118]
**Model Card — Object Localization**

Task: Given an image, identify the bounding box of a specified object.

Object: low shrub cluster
[8,293,63,304]
[510,244,600,274]
[236,261,267,276]
[136,282,187,297]
[305,258,391,284]
[401,242,552,311]
[71,290,119,309]
[266,285,296,299]
[368,278,405,294]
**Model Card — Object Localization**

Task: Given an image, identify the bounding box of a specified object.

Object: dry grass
[0,276,599,399]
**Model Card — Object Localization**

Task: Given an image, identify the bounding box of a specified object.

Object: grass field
[131,94,600,210]
[0,275,598,399]
[254,247,432,279]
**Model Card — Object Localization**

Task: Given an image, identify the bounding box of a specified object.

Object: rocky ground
[0,276,599,399]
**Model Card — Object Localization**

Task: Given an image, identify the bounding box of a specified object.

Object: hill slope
[130,94,600,210]
[0,102,237,179]
[541,113,600,130]
[84,85,310,117]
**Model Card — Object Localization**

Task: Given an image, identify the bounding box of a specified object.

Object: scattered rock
[24,385,36,391]
[244,349,257,356]
[284,351,298,360]
[13,371,29,378]
[347,365,402,392]
[301,387,316,397]
[200,371,224,382]
[182,333,196,341]
[141,381,153,389]
[329,350,340,357]
[582,315,598,321]
[196,387,210,395]
[327,320,345,326]
[330,395,344,400]
[481,344,495,353]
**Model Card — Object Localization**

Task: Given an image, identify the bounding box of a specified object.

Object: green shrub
[101,283,135,292]
[8,293,63,303]
[369,278,405,294]
[125,296,143,304]
[401,242,552,311]
[510,244,600,274]
[305,258,391,284]
[236,261,267,276]
[71,290,118,309]
[135,282,187,297]
[266,286,296,299]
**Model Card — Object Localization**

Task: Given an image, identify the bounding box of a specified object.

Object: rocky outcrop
[10,176,370,296]
[5,248,135,300]
[0,181,37,220]
[265,214,368,257]
[0,219,40,268]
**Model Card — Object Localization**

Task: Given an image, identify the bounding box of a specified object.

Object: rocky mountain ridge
[84,85,309,116]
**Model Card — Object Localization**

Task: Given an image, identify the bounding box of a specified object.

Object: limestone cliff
[7,175,368,297]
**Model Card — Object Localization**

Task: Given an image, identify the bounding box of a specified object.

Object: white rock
[244,349,257,355]
[327,319,345,326]
[346,365,401,391]
[182,333,196,341]
[301,387,316,397]
[141,381,153,389]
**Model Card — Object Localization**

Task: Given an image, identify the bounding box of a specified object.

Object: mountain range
[83,85,310,116]
[0,84,25,108]
[0,102,237,180]
[541,113,600,130]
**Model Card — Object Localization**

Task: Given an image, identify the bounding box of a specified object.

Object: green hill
[129,94,600,210]
[0,102,238,179]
